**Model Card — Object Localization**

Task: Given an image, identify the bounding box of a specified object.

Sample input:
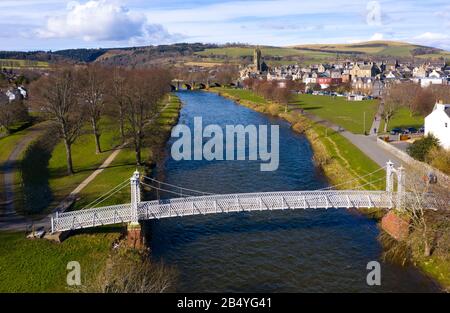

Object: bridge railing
[138,190,395,220]
[52,203,132,232]
[51,190,397,232]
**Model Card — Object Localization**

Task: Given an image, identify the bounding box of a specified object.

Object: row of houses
[0,86,28,105]
[240,52,450,97]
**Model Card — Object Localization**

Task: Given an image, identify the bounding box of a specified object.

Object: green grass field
[46,118,122,211]
[196,46,306,58]
[215,87,268,104]
[379,107,424,132]
[0,229,121,292]
[290,94,378,134]
[0,59,49,69]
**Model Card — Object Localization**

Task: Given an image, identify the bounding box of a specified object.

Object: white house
[420,77,444,87]
[424,101,450,149]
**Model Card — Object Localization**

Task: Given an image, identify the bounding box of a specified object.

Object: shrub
[427,146,450,175]
[266,103,280,116]
[407,135,440,161]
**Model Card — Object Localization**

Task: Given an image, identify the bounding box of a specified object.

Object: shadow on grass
[19,133,58,215]
[71,224,126,236]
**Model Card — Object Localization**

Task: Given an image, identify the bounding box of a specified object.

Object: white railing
[52,190,396,232]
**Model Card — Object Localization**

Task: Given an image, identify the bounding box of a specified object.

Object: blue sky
[0,0,449,51]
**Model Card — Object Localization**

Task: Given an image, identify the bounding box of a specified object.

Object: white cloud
[369,32,384,41]
[412,32,450,50]
[414,32,449,41]
[36,0,183,44]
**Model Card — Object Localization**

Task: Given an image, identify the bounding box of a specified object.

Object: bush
[267,103,280,116]
[407,135,440,161]
[427,147,450,175]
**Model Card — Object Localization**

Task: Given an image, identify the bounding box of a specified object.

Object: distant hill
[290,40,450,59]
[0,41,448,68]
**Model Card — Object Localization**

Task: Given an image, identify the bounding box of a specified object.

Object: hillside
[290,40,450,59]
[0,41,448,69]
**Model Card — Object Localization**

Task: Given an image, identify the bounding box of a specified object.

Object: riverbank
[209,87,448,291]
[0,94,182,292]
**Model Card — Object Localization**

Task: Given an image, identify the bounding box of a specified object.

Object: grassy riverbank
[0,94,182,293]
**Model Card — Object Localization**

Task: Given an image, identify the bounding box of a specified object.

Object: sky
[0,0,449,51]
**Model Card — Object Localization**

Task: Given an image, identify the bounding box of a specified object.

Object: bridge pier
[126,170,145,249]
[126,222,145,250]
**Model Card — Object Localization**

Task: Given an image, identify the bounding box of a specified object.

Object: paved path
[0,123,50,231]
[288,104,403,168]
[369,100,383,136]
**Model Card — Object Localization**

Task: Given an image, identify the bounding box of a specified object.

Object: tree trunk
[384,117,389,133]
[135,135,142,165]
[119,106,125,143]
[92,118,101,154]
[64,139,74,175]
[424,241,431,257]
[135,146,141,166]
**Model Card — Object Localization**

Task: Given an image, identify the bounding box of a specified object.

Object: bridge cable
[141,175,215,196]
[140,181,200,198]
[80,179,130,210]
[315,166,386,191]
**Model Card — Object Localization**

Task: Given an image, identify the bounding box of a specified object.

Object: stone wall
[377,137,450,188]
[381,210,410,241]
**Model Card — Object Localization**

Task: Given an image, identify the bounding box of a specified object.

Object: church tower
[253,47,262,72]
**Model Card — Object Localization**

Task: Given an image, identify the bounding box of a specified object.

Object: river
[146,91,439,292]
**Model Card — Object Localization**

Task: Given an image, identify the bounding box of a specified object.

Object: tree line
[382,82,450,132]
[30,65,172,175]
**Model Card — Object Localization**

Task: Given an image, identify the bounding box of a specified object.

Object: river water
[146,91,439,292]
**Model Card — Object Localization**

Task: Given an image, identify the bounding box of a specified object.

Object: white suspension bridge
[51,161,408,233]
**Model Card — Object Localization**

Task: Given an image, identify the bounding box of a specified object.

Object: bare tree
[382,84,402,132]
[403,171,450,257]
[30,68,84,175]
[79,65,106,154]
[123,68,171,165]
[107,68,127,143]
[0,101,28,134]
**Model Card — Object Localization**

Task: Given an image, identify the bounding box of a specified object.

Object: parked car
[390,128,402,135]
[406,127,418,134]
[418,126,425,133]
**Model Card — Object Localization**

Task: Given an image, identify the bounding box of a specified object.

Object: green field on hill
[0,59,49,68]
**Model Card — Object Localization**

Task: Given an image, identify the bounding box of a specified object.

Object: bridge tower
[385,161,406,210]
[127,170,144,249]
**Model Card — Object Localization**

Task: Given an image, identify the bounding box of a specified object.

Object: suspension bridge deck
[51,190,397,232]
